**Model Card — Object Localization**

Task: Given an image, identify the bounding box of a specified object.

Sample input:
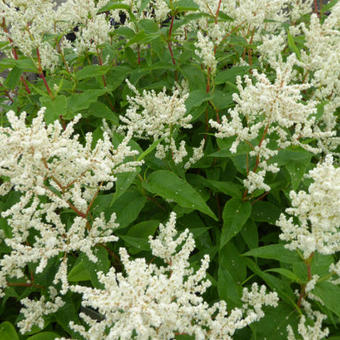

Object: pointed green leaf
[266,268,303,283]
[143,170,217,220]
[314,282,340,317]
[4,67,22,90]
[243,244,302,264]
[251,201,281,224]
[127,220,160,238]
[27,332,59,340]
[68,260,91,282]
[40,95,67,124]
[0,322,19,340]
[221,198,251,249]
[76,64,111,80]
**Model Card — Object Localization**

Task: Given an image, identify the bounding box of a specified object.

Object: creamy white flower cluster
[287,311,329,340]
[109,0,171,26]
[119,80,204,166]
[0,0,60,71]
[18,289,65,334]
[56,0,114,54]
[299,4,340,131]
[0,108,141,306]
[194,21,226,75]
[276,154,339,339]
[210,55,335,193]
[276,155,340,259]
[70,212,278,340]
[0,0,114,71]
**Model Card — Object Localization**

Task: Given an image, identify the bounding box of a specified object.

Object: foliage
[0,0,339,339]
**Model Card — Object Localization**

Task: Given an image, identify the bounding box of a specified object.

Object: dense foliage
[0,0,339,339]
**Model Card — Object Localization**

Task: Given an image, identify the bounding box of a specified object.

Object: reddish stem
[7,281,43,289]
[167,41,176,66]
[253,123,269,173]
[297,253,314,307]
[247,28,255,71]
[36,48,54,99]
[0,83,14,103]
[59,115,66,130]
[57,38,71,74]
[206,67,211,93]
[137,46,141,65]
[96,48,107,87]
[242,123,270,200]
[313,0,320,17]
[2,18,31,94]
[167,16,176,65]
[215,0,222,23]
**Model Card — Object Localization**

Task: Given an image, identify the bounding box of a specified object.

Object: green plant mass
[0,0,339,339]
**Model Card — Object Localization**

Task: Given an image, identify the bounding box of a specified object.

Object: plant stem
[96,48,107,87]
[168,16,176,66]
[297,252,314,307]
[1,18,31,94]
[36,47,54,99]
[313,0,320,17]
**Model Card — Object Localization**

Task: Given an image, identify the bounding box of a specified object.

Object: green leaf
[112,170,140,203]
[127,220,160,238]
[241,219,258,249]
[221,198,251,249]
[176,335,194,340]
[320,0,339,15]
[87,101,119,124]
[185,89,213,113]
[180,64,205,90]
[311,253,334,276]
[266,268,302,283]
[286,160,309,190]
[81,246,110,288]
[215,66,249,85]
[287,29,301,59]
[127,31,160,46]
[203,178,242,198]
[210,90,233,110]
[40,95,67,124]
[110,188,147,228]
[138,19,159,33]
[106,66,131,91]
[220,241,247,284]
[0,322,19,340]
[245,258,296,306]
[251,201,281,225]
[120,235,150,252]
[314,282,340,317]
[243,244,302,264]
[0,58,16,72]
[115,26,135,39]
[275,148,311,166]
[33,256,59,287]
[143,170,217,220]
[137,137,166,161]
[55,295,80,338]
[173,0,199,12]
[4,66,22,90]
[15,58,38,72]
[68,260,91,282]
[252,302,298,340]
[66,89,107,115]
[98,1,131,13]
[27,332,60,340]
[76,64,111,80]
[217,265,242,308]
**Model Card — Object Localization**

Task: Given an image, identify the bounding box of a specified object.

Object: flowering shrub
[0,0,339,339]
